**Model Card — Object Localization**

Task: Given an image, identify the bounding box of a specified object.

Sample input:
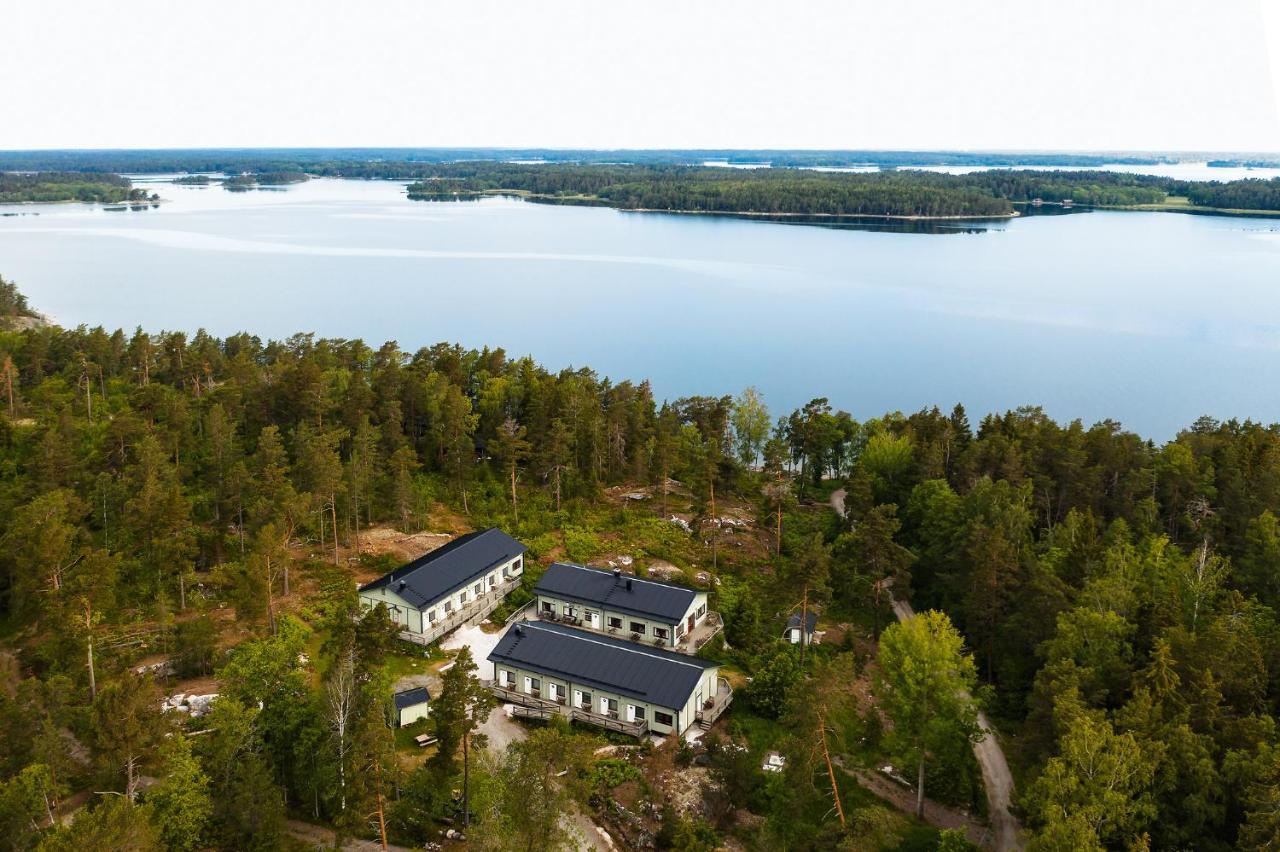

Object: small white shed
[785,611,818,645]
[394,687,431,727]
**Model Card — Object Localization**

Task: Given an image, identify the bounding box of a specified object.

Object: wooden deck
[395,577,520,647]
[528,609,725,657]
[696,676,734,728]
[486,681,647,738]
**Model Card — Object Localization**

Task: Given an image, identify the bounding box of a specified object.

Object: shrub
[173,616,218,678]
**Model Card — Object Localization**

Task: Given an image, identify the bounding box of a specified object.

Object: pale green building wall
[358,553,525,634]
[491,659,719,736]
[534,589,709,648]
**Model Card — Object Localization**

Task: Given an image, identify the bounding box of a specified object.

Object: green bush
[586,758,642,792]
[563,526,604,563]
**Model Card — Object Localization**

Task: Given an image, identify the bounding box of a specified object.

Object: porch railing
[696,676,734,727]
[396,578,520,647]
[487,682,646,737]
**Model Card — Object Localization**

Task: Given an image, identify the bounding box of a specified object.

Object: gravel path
[889,596,1023,852]
[834,486,1023,851]
[285,819,414,851]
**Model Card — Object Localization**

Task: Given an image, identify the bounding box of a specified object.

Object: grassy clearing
[1107,195,1280,217]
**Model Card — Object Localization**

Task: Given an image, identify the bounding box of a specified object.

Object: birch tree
[875,610,980,818]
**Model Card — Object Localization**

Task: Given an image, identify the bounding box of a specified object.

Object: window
[528,677,541,695]
[428,609,438,624]
[601,697,618,718]
[632,705,646,721]
[542,601,555,614]
[697,603,707,618]
[607,616,623,629]
[579,690,593,708]
[565,605,578,619]
[474,583,482,596]
[459,590,468,604]
[654,711,674,727]
[630,622,646,635]
[488,575,497,588]
[443,600,453,614]
[654,627,669,640]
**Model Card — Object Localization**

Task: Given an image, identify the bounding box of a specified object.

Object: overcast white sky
[4,0,1279,152]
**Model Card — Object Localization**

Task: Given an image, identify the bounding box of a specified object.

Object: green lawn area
[384,643,446,681]
[394,717,435,751]
[1110,195,1280,217]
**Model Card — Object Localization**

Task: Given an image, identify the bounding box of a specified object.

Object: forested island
[220,171,309,190]
[3,274,1280,850]
[0,172,155,204]
[405,163,1280,219]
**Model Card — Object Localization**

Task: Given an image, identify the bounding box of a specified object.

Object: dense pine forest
[3,273,1280,851]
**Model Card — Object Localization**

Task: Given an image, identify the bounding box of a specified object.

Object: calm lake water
[3,178,1280,440]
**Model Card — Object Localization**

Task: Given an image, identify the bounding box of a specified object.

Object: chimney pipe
[625,578,633,592]
[613,568,622,580]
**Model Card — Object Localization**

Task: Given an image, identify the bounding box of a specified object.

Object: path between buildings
[832,485,1023,852]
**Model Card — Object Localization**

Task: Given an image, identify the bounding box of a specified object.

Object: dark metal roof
[533,563,700,623]
[358,528,527,609]
[394,687,431,710]
[488,621,717,711]
[787,611,818,633]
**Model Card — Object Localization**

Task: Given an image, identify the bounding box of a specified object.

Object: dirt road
[889,596,1023,852]
[836,760,989,848]
[833,487,1022,851]
[285,819,415,851]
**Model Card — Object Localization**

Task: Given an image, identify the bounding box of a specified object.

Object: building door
[688,614,695,633]
[586,611,599,628]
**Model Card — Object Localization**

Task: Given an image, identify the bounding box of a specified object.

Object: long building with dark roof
[532,562,711,650]
[487,621,730,737]
[357,528,526,642]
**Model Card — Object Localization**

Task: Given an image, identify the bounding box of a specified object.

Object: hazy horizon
[5,0,1279,152]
